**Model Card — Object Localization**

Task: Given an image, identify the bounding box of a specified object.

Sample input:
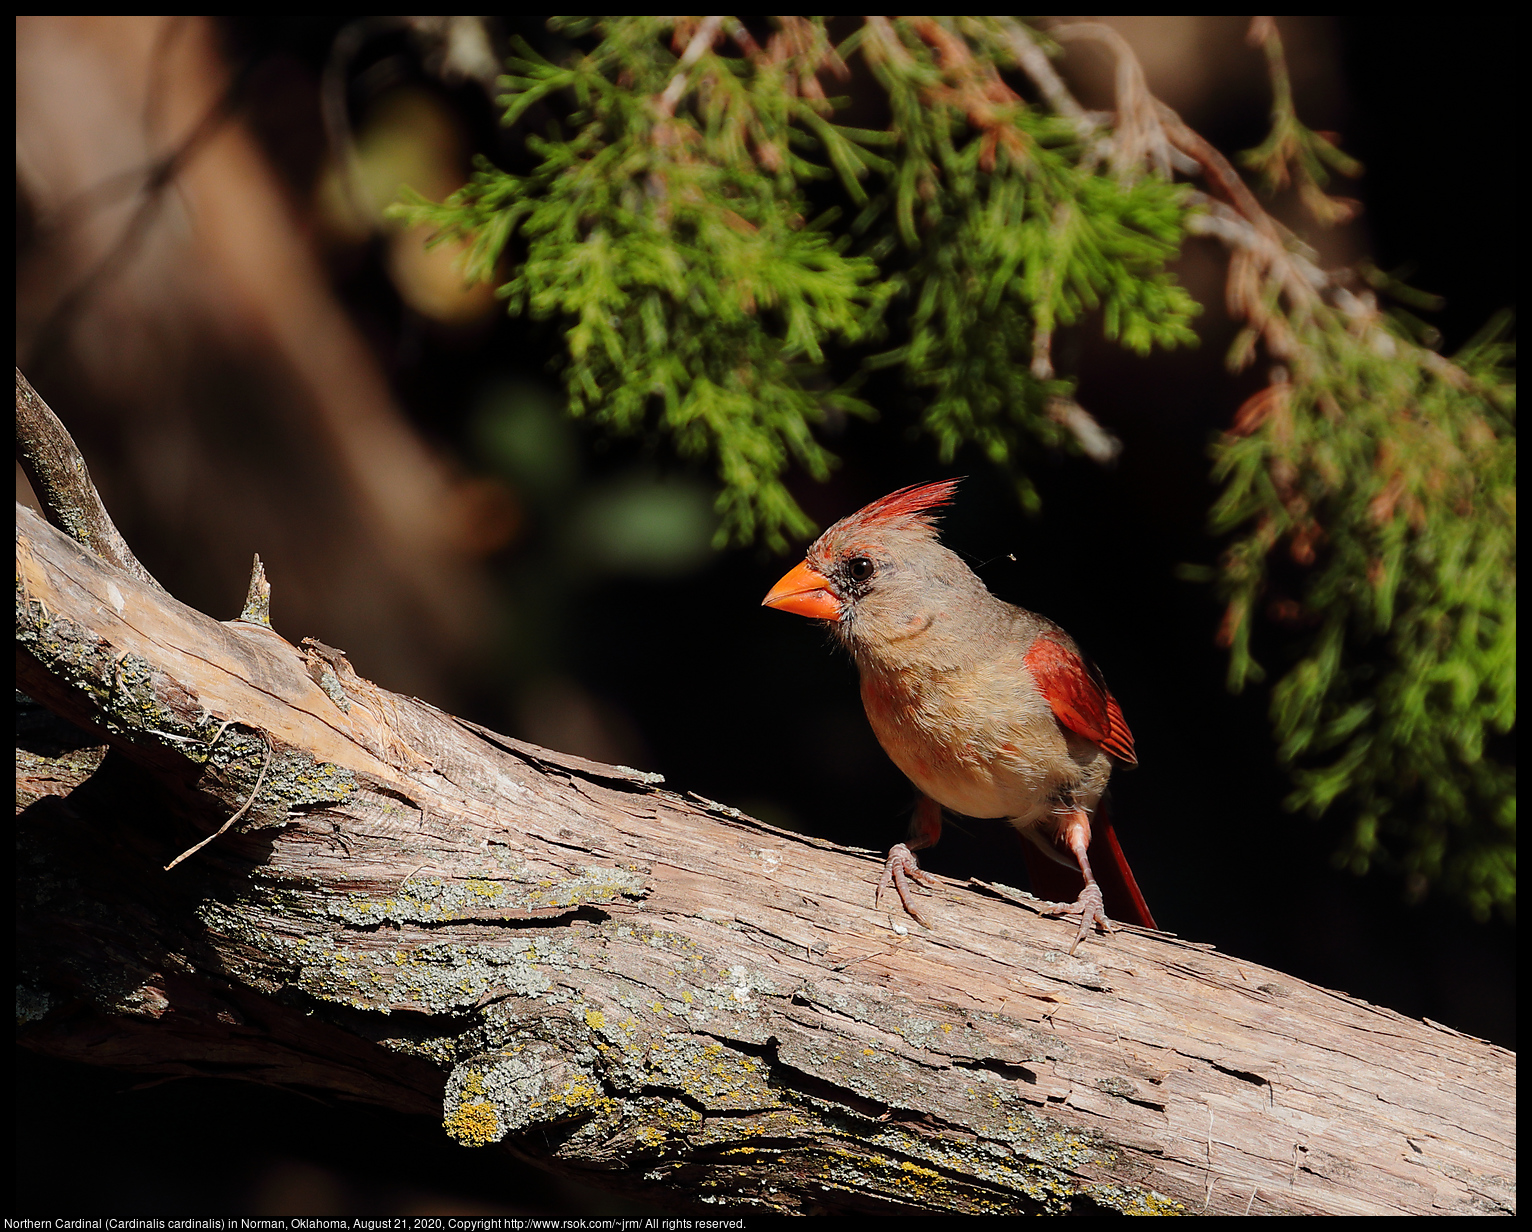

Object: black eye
[847,556,875,583]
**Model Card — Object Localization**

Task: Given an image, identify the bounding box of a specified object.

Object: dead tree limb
[14,366,164,592]
[12,366,1516,1219]
[14,496,1515,1215]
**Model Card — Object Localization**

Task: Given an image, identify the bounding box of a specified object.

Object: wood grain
[16,503,1514,1214]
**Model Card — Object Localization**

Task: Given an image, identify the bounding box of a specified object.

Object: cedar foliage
[398,16,1199,547]
[395,17,1514,917]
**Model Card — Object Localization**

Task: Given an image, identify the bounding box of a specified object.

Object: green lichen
[687,1106,808,1149]
[375,1033,458,1068]
[15,984,55,1027]
[193,896,564,1015]
[1086,1184,1187,1215]
[324,865,647,926]
[712,1067,1143,1215]
[444,1042,614,1147]
[315,939,559,1013]
[15,744,107,804]
[646,1036,779,1112]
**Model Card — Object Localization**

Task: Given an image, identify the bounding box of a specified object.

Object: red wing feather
[1024,634,1137,765]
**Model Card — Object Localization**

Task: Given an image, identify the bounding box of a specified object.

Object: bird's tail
[1018,795,1157,930]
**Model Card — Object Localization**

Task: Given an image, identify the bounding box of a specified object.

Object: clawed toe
[876,842,937,928]
[1039,882,1115,955]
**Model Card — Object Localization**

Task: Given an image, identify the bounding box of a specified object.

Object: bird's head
[762,479,975,652]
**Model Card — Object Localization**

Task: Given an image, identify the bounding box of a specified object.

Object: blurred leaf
[568,476,718,577]
[470,379,580,496]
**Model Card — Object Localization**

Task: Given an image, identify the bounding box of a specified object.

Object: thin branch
[321,16,411,232]
[1185,198,1475,389]
[995,18,1478,481]
[999,19,1198,177]
[993,18,1088,123]
[656,15,725,117]
[1048,22,1178,180]
[1155,100,1283,238]
[163,734,274,871]
[1240,16,1362,226]
[1047,398,1122,465]
[15,368,166,593]
[22,53,251,367]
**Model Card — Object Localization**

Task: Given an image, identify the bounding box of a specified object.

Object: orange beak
[762,560,842,621]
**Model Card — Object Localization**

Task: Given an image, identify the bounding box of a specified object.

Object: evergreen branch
[1047,22,1177,181]
[1164,107,1513,917]
[656,15,724,117]
[1240,16,1364,226]
[387,18,1512,915]
[1020,17,1514,917]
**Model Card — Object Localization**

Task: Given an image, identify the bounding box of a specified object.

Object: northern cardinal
[762,479,1155,953]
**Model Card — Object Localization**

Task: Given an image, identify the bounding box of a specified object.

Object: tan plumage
[764,479,1154,952]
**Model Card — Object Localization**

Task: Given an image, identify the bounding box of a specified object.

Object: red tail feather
[1017,798,1156,930]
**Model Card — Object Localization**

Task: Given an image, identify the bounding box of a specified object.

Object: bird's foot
[1038,881,1115,956]
[876,843,938,928]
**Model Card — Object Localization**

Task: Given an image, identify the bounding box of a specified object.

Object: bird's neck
[836,558,1012,679]
[843,607,973,683]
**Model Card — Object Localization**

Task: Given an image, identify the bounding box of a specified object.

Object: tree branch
[15,496,1513,1215]
[656,16,725,117]
[15,368,166,592]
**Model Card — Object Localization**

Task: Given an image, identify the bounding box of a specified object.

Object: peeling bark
[15,503,1515,1215]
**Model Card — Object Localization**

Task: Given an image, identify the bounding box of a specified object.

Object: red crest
[835,478,962,536]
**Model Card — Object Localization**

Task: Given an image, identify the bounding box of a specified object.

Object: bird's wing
[1022,633,1137,765]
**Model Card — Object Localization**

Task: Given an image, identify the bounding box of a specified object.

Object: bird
[761,478,1155,954]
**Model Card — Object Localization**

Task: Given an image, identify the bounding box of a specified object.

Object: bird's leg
[877,794,943,927]
[1032,806,1115,955]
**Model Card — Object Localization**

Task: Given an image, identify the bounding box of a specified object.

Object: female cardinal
[762,479,1155,953]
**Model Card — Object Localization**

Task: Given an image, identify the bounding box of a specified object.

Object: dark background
[15,16,1514,1215]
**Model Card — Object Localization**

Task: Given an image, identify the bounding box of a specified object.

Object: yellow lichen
[445,1099,501,1148]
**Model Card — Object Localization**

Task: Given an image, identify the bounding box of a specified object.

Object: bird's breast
[857,660,1085,823]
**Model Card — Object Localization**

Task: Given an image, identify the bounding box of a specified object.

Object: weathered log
[15,502,1515,1215]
